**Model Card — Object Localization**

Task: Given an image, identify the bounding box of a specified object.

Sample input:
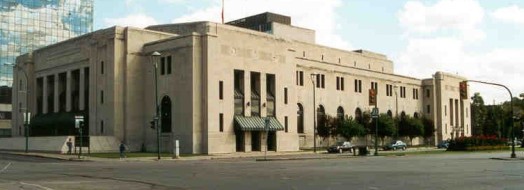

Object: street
[0,151,523,190]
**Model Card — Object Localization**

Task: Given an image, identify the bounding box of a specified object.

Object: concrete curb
[0,151,89,162]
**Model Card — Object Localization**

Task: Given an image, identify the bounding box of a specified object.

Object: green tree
[398,115,424,145]
[471,93,486,136]
[317,115,337,145]
[337,116,366,142]
[422,116,435,146]
[376,114,396,145]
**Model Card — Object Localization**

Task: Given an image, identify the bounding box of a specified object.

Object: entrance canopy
[234,116,284,131]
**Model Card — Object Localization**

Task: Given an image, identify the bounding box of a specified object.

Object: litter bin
[358,146,368,156]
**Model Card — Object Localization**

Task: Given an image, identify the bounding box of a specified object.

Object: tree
[407,117,425,146]
[471,93,486,136]
[337,116,366,142]
[422,116,435,146]
[317,115,337,145]
[376,114,396,145]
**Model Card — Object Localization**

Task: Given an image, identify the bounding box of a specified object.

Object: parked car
[383,140,407,151]
[437,140,449,149]
[327,141,354,153]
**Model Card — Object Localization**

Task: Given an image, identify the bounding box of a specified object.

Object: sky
[94,0,524,105]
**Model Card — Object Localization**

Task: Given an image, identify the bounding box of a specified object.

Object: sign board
[75,115,84,129]
[371,108,379,118]
[369,89,377,106]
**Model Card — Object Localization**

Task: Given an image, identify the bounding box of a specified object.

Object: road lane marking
[0,162,11,173]
[20,182,55,190]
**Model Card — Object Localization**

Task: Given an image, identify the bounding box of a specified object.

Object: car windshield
[336,142,344,146]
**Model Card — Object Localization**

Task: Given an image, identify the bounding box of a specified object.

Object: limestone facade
[12,13,471,154]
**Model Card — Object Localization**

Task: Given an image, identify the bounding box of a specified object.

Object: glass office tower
[0,0,93,87]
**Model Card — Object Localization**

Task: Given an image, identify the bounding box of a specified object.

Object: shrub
[448,135,507,151]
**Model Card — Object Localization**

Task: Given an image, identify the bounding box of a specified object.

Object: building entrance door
[267,131,276,151]
[235,130,244,152]
[251,131,261,151]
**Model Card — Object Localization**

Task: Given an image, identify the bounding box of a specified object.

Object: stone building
[12,13,471,154]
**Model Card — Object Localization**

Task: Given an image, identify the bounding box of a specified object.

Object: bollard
[173,140,180,159]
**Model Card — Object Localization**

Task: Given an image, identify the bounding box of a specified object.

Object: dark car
[383,140,407,151]
[437,140,449,149]
[327,141,354,153]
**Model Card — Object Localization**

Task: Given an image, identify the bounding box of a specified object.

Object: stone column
[54,73,59,113]
[66,70,72,112]
[79,68,85,110]
[42,76,48,114]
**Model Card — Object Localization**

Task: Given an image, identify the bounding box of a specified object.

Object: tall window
[400,86,406,98]
[219,113,224,132]
[100,61,104,75]
[296,71,304,86]
[100,90,104,104]
[219,81,223,100]
[315,74,325,89]
[234,70,244,115]
[297,103,304,133]
[251,72,261,116]
[284,116,288,133]
[354,79,362,93]
[167,56,172,74]
[337,106,344,120]
[336,77,344,91]
[100,120,104,134]
[160,57,166,75]
[413,88,419,99]
[267,74,276,116]
[355,108,363,124]
[284,88,288,105]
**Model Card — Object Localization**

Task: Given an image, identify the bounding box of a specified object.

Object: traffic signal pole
[464,80,516,158]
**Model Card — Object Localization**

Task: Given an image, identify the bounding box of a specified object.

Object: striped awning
[234,116,284,131]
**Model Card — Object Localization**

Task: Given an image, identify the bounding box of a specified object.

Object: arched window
[414,112,419,118]
[400,111,406,119]
[355,108,363,124]
[161,96,172,133]
[387,110,393,118]
[297,103,304,133]
[337,106,344,120]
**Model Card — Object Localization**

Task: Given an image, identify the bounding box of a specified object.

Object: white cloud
[398,0,485,41]
[104,13,158,28]
[492,5,524,25]
[395,0,524,104]
[171,0,351,50]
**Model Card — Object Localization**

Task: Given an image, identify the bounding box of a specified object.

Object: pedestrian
[66,138,73,155]
[119,142,126,160]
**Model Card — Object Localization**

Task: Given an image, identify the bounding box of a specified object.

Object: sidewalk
[0,147,444,162]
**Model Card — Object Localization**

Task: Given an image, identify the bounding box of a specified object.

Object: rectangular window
[299,71,304,86]
[358,80,362,93]
[100,61,104,74]
[285,116,288,133]
[413,88,416,99]
[160,57,166,75]
[340,77,344,91]
[321,74,325,88]
[219,81,223,100]
[167,56,172,74]
[336,77,340,90]
[296,71,299,85]
[100,90,104,104]
[234,70,244,115]
[316,74,321,88]
[219,113,224,132]
[101,120,104,134]
[284,88,288,104]
[426,105,430,114]
[426,89,430,98]
[354,79,358,92]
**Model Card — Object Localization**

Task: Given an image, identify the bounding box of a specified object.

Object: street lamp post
[310,73,317,153]
[150,51,161,160]
[466,80,516,158]
[10,63,30,153]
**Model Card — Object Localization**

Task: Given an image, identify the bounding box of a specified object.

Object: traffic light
[459,81,468,100]
[150,120,155,129]
[369,89,377,106]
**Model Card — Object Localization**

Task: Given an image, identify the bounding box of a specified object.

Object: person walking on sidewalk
[119,142,127,160]
[66,138,73,155]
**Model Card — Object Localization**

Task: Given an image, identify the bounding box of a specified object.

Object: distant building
[13,12,471,154]
[0,0,93,135]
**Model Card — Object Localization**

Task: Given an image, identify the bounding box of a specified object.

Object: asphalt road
[0,151,523,190]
